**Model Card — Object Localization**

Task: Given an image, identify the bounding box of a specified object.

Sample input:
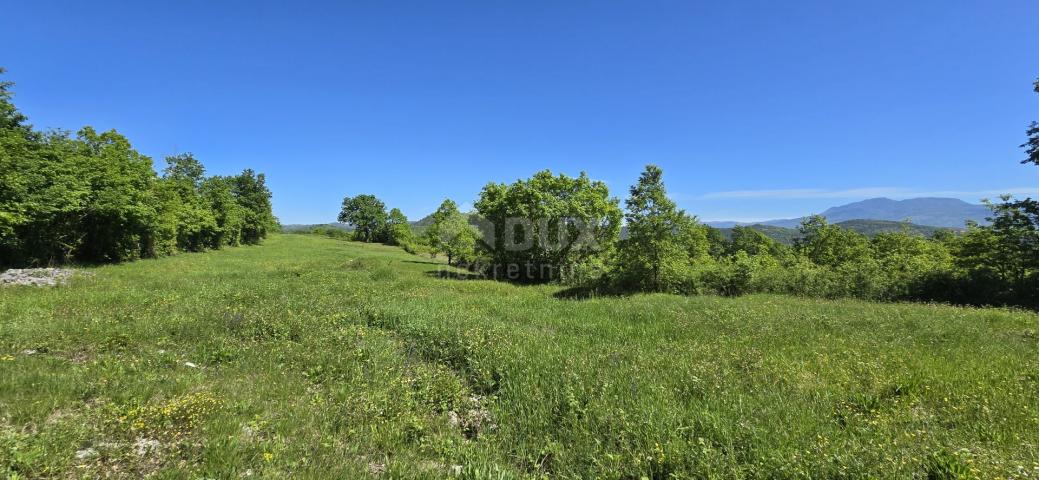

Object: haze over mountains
[707,197,991,229]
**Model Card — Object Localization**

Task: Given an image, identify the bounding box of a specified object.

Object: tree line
[0,69,277,267]
[327,77,1039,308]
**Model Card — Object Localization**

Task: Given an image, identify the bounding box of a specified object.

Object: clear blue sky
[3,1,1037,223]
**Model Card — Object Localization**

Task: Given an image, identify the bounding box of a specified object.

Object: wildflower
[264,452,274,462]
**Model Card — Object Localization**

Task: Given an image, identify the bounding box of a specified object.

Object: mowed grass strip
[1,234,1037,478]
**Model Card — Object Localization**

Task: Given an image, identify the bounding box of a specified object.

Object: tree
[156,153,218,252]
[795,215,871,268]
[232,169,277,244]
[201,176,245,248]
[944,76,1039,306]
[383,208,414,246]
[75,127,161,262]
[0,68,30,133]
[728,226,780,257]
[956,198,1038,291]
[1022,78,1039,166]
[475,170,621,282]
[0,68,275,266]
[0,68,40,264]
[869,226,953,299]
[425,199,476,265]
[3,130,90,265]
[338,194,387,242]
[704,226,728,258]
[162,153,206,187]
[615,165,694,291]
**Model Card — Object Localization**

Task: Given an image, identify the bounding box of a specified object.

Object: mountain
[714,220,953,245]
[410,212,483,234]
[712,224,800,244]
[410,214,437,228]
[832,219,950,237]
[710,197,991,229]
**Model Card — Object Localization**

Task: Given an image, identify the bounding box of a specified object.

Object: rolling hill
[752,197,991,228]
[714,220,952,245]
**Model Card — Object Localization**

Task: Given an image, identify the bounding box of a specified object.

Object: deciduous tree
[475,170,621,282]
[384,207,414,246]
[338,194,387,242]
[425,199,476,265]
[615,165,696,291]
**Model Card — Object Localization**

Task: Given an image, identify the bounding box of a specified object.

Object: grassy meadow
[1,234,1037,478]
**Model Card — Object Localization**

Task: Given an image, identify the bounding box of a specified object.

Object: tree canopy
[474,170,621,282]
[424,199,477,265]
[0,69,277,267]
[1022,78,1039,166]
[615,165,705,291]
[338,194,387,243]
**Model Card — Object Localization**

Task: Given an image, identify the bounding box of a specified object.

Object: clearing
[1,234,1037,478]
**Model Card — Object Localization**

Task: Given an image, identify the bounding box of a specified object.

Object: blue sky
[3,0,1037,224]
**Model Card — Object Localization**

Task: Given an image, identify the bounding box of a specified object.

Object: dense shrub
[0,71,276,267]
[475,170,622,282]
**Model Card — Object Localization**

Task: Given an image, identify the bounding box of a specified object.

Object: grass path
[1,234,1037,478]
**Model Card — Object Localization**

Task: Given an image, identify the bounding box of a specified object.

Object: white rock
[133,438,161,456]
[0,268,85,287]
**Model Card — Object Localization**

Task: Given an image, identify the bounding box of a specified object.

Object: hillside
[758,197,990,228]
[834,219,952,237]
[410,212,482,234]
[715,220,952,245]
[714,224,801,244]
[2,235,1036,477]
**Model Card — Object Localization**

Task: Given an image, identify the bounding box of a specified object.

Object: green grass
[2,234,1037,478]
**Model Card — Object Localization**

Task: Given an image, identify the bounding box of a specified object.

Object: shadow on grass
[403,260,444,266]
[425,270,486,281]
[553,284,630,300]
[424,267,635,299]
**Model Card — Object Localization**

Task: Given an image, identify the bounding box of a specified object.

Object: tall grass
[1,234,1036,478]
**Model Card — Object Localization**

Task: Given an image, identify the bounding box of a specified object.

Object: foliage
[423,199,477,265]
[200,176,246,248]
[0,70,275,267]
[337,194,387,243]
[795,215,871,267]
[1022,77,1039,166]
[383,207,414,247]
[728,225,786,257]
[230,169,277,244]
[474,170,621,282]
[288,224,353,240]
[614,165,707,292]
[159,153,219,252]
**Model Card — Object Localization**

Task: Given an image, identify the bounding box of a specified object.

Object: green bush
[0,72,276,267]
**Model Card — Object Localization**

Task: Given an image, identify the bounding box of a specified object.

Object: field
[1,234,1037,478]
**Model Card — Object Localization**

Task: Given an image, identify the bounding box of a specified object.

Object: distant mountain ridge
[710,197,991,229]
[291,197,987,240]
[716,220,952,245]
